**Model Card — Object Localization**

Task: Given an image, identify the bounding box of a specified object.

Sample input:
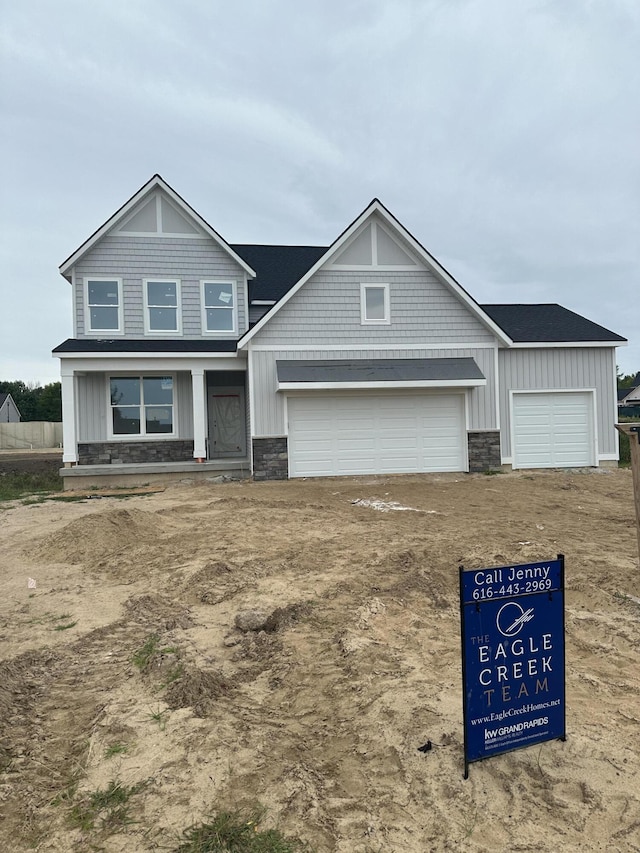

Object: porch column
[191,368,207,461]
[60,368,78,465]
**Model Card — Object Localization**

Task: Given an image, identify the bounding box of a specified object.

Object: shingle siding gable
[251,267,496,346]
[73,233,247,337]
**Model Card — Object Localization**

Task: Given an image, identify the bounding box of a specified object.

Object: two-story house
[53,175,626,489]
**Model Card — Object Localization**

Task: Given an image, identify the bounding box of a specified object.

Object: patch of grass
[174,805,312,852]
[613,591,640,613]
[68,778,147,833]
[51,613,77,631]
[160,663,185,687]
[54,620,78,631]
[148,707,170,730]
[132,634,160,672]
[50,777,80,807]
[104,742,129,759]
[483,468,504,476]
[0,469,62,502]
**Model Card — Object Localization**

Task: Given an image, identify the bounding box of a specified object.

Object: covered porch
[56,347,250,489]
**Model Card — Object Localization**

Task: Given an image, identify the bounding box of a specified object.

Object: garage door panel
[288,393,466,477]
[513,392,593,469]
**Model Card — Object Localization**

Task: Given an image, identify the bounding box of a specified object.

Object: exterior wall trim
[250,342,498,352]
[509,341,626,349]
[277,379,486,391]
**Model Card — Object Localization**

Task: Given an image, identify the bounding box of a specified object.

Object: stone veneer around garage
[252,437,288,480]
[78,439,194,465]
[467,430,502,473]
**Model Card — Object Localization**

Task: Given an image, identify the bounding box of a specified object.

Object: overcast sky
[1,0,638,384]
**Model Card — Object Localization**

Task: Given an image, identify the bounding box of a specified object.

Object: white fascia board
[59,175,256,280]
[238,199,512,349]
[55,350,245,360]
[509,340,627,348]
[277,378,487,391]
[56,355,245,373]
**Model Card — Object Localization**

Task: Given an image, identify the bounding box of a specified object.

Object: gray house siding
[251,268,496,347]
[249,346,498,437]
[497,347,617,460]
[73,234,248,338]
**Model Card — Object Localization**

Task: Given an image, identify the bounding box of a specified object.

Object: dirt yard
[1,468,639,852]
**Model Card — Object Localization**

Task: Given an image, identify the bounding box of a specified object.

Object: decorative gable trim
[59,175,256,280]
[238,199,512,349]
[329,217,420,270]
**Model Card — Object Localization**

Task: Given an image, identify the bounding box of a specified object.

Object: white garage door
[512,392,594,469]
[287,392,466,478]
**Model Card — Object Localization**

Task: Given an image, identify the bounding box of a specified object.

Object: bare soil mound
[0,469,638,852]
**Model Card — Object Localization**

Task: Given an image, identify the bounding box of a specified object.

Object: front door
[208,386,247,458]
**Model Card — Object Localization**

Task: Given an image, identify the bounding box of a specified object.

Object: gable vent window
[144,279,181,334]
[361,283,390,325]
[110,376,174,436]
[86,279,122,333]
[202,281,236,334]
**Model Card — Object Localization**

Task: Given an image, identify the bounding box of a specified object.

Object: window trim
[107,373,177,440]
[143,278,182,336]
[360,282,390,325]
[201,280,238,336]
[84,277,123,335]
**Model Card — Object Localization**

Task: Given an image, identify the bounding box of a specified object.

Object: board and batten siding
[251,268,496,347]
[77,371,194,442]
[73,234,248,337]
[249,347,497,438]
[497,348,618,461]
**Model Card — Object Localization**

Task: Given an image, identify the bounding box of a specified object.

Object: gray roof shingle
[480,304,626,343]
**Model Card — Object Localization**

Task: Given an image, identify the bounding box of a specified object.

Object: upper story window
[86,278,122,334]
[361,283,390,325]
[144,279,181,334]
[109,375,174,436]
[201,281,237,334]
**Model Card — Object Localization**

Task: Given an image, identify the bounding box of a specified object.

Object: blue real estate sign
[460,556,565,776]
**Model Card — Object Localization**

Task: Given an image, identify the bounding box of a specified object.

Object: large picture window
[110,376,174,436]
[86,279,122,333]
[144,279,181,333]
[201,281,236,333]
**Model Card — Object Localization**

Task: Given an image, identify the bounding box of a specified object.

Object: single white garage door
[512,391,594,469]
[287,392,466,478]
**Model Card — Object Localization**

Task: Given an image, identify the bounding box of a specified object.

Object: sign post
[460,556,566,778]
[615,423,640,567]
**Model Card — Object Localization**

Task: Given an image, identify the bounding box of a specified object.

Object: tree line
[618,370,639,388]
[0,381,62,422]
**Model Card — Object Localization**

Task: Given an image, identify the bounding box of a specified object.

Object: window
[110,376,174,436]
[202,281,236,333]
[144,279,181,333]
[86,279,122,333]
[361,283,390,324]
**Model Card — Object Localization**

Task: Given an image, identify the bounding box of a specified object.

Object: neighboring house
[618,373,640,414]
[0,392,21,423]
[53,175,627,488]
